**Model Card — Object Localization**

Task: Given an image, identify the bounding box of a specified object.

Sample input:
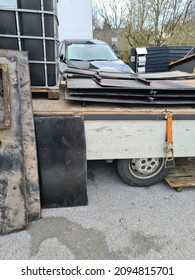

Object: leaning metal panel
[0,56,26,234]
[0,50,40,234]
[35,115,88,209]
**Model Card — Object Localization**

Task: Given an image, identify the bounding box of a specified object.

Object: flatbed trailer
[1,49,195,235]
[32,83,195,194]
[33,93,195,160]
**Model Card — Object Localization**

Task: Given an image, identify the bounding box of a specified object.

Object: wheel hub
[129,158,163,179]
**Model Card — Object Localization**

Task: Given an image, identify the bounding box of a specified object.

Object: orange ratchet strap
[164,111,175,168]
[166,113,173,143]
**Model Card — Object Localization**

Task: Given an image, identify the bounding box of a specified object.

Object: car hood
[67,60,133,73]
[90,60,132,73]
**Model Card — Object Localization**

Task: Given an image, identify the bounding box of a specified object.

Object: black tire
[117,158,171,187]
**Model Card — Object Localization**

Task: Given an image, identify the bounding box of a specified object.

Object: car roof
[60,39,107,46]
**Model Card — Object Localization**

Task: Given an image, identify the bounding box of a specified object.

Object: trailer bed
[32,86,195,190]
[32,89,195,117]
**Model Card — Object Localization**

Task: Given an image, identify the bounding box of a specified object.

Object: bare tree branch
[92,0,195,47]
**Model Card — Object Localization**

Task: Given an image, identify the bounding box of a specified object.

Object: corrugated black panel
[146,47,169,72]
[168,46,194,62]
[130,46,195,73]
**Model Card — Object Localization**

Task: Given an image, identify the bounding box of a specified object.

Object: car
[58,39,134,74]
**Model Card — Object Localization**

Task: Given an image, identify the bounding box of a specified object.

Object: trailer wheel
[117,158,171,187]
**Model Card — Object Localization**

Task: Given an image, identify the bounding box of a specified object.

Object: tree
[124,0,153,47]
[147,0,195,46]
[92,0,195,47]
[92,0,129,29]
[163,0,195,45]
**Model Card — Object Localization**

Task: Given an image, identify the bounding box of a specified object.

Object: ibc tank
[0,0,58,87]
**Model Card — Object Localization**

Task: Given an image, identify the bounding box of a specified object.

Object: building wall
[93,28,130,61]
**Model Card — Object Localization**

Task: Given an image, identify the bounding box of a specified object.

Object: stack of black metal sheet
[64,68,195,105]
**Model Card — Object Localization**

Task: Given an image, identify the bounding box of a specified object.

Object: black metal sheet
[139,71,195,80]
[35,115,88,208]
[65,90,195,105]
[67,77,195,92]
[97,78,195,89]
[67,87,195,97]
[69,92,195,98]
[65,68,195,80]
[65,69,195,105]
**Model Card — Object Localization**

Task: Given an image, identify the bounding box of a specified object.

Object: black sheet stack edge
[64,68,195,105]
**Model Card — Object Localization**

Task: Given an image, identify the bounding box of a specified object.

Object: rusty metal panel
[0,64,11,129]
[0,49,40,234]
[15,51,41,222]
[0,55,26,234]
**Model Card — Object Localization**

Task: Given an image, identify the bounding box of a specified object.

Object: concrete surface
[0,160,195,260]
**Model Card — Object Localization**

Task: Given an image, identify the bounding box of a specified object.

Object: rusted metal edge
[0,64,11,129]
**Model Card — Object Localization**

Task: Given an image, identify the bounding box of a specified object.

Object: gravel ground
[0,160,195,260]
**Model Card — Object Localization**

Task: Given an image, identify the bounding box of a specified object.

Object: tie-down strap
[164,111,175,168]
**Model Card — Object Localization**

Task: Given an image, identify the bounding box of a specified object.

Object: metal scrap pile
[64,68,195,105]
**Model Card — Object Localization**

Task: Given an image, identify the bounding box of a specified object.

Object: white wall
[57,0,93,41]
[0,0,17,7]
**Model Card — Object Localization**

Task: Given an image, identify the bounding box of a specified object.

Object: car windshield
[67,43,118,61]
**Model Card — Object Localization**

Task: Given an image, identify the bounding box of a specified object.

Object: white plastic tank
[57,0,93,40]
